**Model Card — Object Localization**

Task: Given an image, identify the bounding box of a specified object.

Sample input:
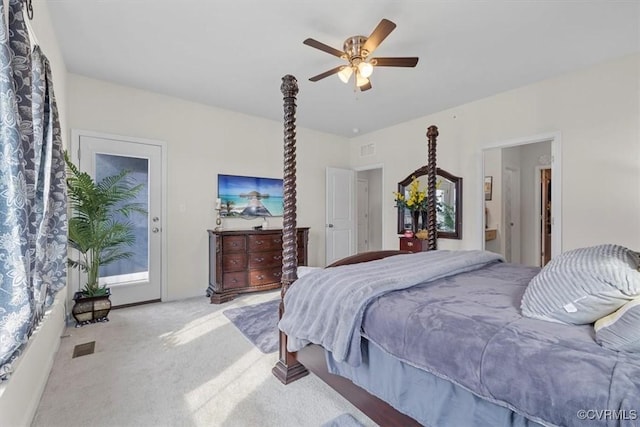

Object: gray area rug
[223,298,280,353]
[321,413,365,427]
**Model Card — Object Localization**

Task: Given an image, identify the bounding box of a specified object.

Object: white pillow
[595,297,640,352]
[521,244,640,324]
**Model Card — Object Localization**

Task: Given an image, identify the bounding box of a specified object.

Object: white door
[326,167,356,265]
[357,178,369,253]
[503,167,521,264]
[76,131,164,306]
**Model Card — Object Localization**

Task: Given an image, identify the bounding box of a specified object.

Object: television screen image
[217,174,284,218]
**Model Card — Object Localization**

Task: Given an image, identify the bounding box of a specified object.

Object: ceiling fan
[304,18,419,92]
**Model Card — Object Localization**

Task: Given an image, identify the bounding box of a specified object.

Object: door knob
[327,224,334,228]
[152,227,160,233]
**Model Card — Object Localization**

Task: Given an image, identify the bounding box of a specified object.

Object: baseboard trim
[112,299,161,310]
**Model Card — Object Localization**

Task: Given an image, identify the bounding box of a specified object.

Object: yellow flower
[394,176,428,211]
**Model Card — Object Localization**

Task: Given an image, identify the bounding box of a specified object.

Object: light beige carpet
[32,291,376,427]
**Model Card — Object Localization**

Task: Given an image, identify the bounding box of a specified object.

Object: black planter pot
[72,288,112,327]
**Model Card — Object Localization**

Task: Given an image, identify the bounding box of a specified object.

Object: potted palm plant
[64,151,146,326]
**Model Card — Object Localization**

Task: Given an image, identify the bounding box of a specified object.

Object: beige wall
[67,74,349,300]
[349,53,640,254]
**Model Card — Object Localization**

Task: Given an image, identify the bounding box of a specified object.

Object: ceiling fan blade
[303,38,345,58]
[309,65,345,82]
[360,81,372,91]
[362,19,396,55]
[372,57,419,67]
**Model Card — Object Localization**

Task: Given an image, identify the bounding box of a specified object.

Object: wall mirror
[397,166,463,239]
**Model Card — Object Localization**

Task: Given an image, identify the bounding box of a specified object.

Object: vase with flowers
[393,176,428,234]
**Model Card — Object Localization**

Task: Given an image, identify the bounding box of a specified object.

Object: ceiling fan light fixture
[304,18,418,91]
[337,66,353,83]
[358,61,374,78]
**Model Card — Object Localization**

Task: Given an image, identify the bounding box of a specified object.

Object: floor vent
[72,341,96,358]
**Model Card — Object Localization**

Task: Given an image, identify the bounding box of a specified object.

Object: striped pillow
[521,244,640,324]
[595,297,640,352]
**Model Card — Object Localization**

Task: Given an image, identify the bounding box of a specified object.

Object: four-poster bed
[272,75,640,427]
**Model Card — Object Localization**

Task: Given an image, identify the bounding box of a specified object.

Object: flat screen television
[217,174,284,218]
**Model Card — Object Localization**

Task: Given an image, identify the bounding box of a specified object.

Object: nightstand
[399,237,429,253]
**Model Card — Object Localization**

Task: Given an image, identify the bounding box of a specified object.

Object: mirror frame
[397,166,463,239]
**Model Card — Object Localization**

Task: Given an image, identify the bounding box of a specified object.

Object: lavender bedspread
[281,251,640,427]
[361,261,640,427]
[279,250,504,366]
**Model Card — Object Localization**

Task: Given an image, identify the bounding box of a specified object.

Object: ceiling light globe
[337,66,353,83]
[356,74,369,88]
[358,62,374,78]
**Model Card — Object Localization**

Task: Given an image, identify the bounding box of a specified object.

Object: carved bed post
[272,75,309,384]
[426,125,438,250]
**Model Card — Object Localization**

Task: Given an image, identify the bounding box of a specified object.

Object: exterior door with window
[75,131,164,306]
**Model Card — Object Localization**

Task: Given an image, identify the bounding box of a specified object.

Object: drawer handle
[232,242,238,247]
[257,275,264,280]
[231,260,238,264]
[255,240,264,245]
[407,242,414,247]
[255,257,264,262]
[231,278,238,283]
[274,272,282,278]
[274,239,282,244]
[273,255,282,260]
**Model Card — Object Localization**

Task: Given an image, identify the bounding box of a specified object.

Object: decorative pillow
[595,297,640,352]
[521,244,640,324]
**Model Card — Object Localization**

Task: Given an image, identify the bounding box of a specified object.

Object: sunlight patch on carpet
[184,349,266,417]
[159,311,228,347]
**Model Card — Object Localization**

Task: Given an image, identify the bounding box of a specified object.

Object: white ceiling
[47,0,639,138]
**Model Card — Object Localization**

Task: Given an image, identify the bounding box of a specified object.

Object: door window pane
[96,154,149,284]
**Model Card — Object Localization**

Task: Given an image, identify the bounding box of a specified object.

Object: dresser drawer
[399,237,428,253]
[223,272,247,289]
[248,234,282,252]
[222,253,247,272]
[222,236,246,253]
[249,267,282,286]
[208,228,309,304]
[249,251,283,269]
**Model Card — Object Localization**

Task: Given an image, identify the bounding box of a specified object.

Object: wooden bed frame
[271,75,439,426]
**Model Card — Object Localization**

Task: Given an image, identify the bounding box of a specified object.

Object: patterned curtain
[0,0,67,380]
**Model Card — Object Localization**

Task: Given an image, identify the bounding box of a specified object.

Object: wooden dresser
[399,236,429,253]
[207,228,309,303]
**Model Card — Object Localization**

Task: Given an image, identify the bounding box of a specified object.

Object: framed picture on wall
[484,176,493,201]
